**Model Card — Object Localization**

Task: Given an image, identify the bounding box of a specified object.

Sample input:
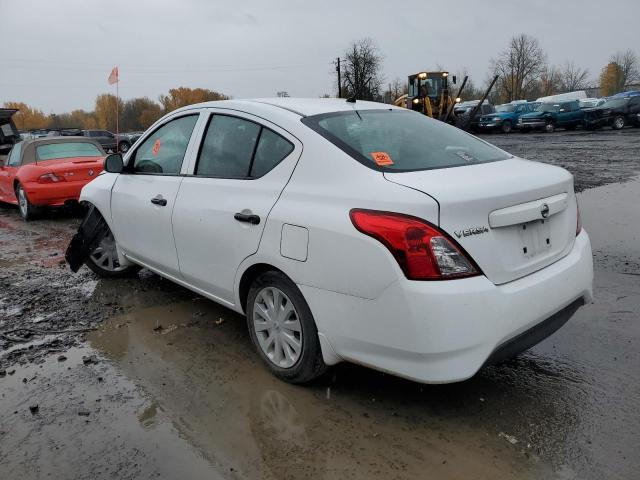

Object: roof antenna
[346,95,356,103]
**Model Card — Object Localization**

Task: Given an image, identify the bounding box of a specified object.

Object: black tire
[612,116,625,130]
[118,141,130,153]
[15,183,38,221]
[85,228,141,278]
[544,121,555,133]
[501,120,512,134]
[246,271,327,384]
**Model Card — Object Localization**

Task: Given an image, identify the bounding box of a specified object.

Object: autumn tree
[491,34,547,101]
[159,87,229,113]
[599,62,625,97]
[53,109,97,129]
[3,102,50,130]
[122,97,162,131]
[94,94,124,131]
[341,38,384,100]
[609,50,640,87]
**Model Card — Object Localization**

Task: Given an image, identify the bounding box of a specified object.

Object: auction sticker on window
[370,151,394,166]
[152,139,161,156]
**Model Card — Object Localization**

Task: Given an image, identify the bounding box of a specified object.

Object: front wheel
[501,120,512,134]
[544,121,555,133]
[612,116,625,130]
[247,271,326,384]
[15,183,37,221]
[86,229,141,278]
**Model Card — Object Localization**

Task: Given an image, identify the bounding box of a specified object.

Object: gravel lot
[1,129,639,480]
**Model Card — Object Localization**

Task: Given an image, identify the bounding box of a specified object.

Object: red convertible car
[0,137,105,220]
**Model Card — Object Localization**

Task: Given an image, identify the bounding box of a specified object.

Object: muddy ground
[1,129,639,479]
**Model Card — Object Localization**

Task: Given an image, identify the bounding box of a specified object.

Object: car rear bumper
[24,180,89,206]
[301,230,593,384]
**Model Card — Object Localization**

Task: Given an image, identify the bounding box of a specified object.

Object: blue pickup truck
[478,102,538,133]
[518,100,585,133]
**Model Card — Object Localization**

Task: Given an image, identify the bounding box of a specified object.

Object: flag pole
[116,68,119,153]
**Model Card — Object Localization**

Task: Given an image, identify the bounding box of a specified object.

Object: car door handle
[234,212,260,225]
[150,195,167,206]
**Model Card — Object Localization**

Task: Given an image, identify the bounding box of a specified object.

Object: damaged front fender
[65,205,110,272]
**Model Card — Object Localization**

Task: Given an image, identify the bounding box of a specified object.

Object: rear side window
[7,141,22,166]
[195,115,294,178]
[132,115,198,175]
[302,109,510,172]
[36,142,103,160]
[251,128,294,177]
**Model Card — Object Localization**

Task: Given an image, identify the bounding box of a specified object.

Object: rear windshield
[36,142,103,160]
[302,109,510,172]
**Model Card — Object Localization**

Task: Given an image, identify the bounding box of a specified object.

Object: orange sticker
[152,139,161,156]
[370,151,394,166]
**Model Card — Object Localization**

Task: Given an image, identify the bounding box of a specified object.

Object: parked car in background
[0,137,105,220]
[67,98,593,385]
[536,91,587,103]
[583,96,640,129]
[454,101,495,132]
[81,130,118,152]
[518,100,585,133]
[0,108,21,156]
[478,101,539,133]
[117,132,144,153]
[579,98,604,109]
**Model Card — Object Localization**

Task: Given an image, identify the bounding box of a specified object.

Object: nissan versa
[66,98,594,384]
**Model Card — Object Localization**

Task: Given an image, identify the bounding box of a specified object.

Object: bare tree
[341,38,384,100]
[610,50,640,86]
[538,65,563,97]
[382,77,407,103]
[559,62,590,92]
[490,34,547,101]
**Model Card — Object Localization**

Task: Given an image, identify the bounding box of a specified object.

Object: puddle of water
[87,300,541,480]
[0,346,221,480]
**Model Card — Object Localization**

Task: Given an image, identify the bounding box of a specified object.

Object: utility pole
[336,57,342,98]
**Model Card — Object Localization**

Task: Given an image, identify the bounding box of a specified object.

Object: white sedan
[66,98,593,384]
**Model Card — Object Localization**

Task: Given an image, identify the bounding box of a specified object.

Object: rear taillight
[576,199,582,236]
[350,209,480,280]
[38,173,66,183]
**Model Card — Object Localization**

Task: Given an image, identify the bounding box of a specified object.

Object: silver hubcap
[90,232,127,272]
[17,188,28,217]
[253,287,302,368]
[615,118,624,129]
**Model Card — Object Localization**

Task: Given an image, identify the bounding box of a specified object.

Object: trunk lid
[38,156,105,181]
[385,158,577,285]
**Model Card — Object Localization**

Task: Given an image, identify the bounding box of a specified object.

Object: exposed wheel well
[238,263,286,313]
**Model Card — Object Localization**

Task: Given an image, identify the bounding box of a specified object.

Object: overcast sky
[1,0,638,113]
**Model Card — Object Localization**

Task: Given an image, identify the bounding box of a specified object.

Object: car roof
[16,136,105,165]
[171,98,403,118]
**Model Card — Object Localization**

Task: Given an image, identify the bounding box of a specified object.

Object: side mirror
[104,153,124,173]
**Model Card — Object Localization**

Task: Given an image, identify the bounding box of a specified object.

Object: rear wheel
[118,141,130,153]
[501,120,512,134]
[247,271,326,384]
[612,116,625,130]
[15,183,37,221]
[86,229,141,278]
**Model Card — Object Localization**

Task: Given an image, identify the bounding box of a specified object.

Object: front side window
[131,115,198,174]
[302,109,510,172]
[7,141,22,166]
[195,115,294,178]
[36,142,103,160]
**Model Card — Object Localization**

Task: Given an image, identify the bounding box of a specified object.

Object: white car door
[111,112,202,277]
[172,110,302,304]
